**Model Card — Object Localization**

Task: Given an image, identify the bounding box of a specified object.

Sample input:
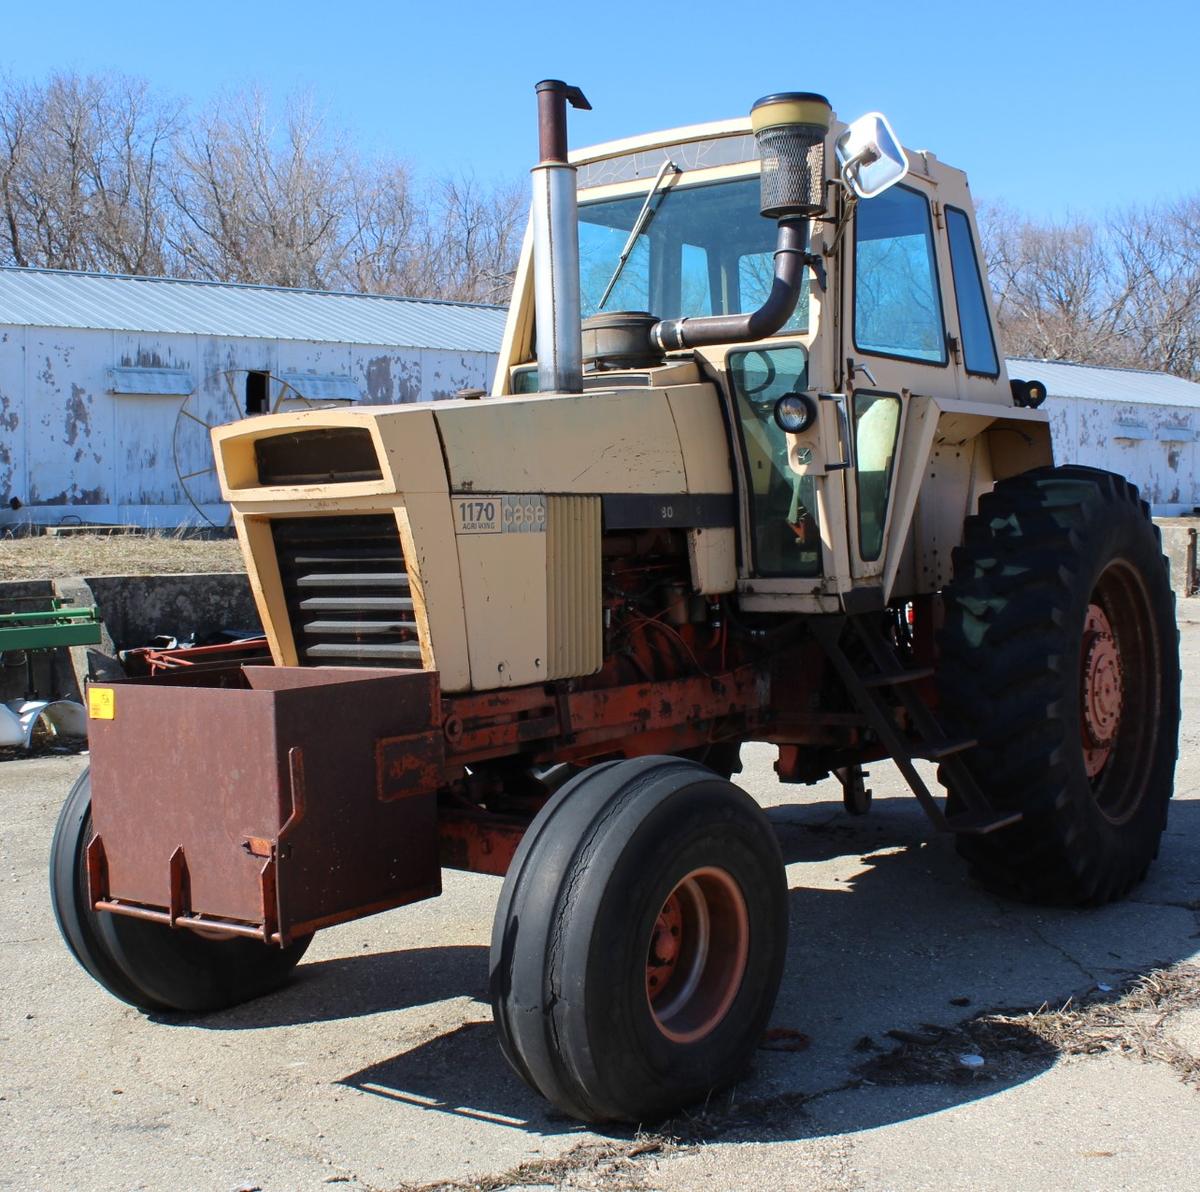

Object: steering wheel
[736,350,778,398]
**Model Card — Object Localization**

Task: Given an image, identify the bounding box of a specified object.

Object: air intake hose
[651,92,831,352]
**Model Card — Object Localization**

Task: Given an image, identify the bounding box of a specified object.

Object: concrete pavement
[3,629,1199,1191]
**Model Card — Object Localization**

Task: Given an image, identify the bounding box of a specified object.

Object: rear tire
[50,769,311,1013]
[489,756,787,1123]
[938,466,1180,905]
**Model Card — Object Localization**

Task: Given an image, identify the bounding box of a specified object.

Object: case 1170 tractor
[50,81,1180,1124]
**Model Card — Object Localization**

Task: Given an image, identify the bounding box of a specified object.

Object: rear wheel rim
[645,866,749,1044]
[1081,602,1122,779]
[1084,560,1161,823]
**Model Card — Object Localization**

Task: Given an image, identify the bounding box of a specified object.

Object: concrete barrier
[64,573,260,654]
[0,573,260,704]
[1155,519,1198,599]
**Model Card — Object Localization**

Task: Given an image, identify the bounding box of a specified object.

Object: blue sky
[5,0,1197,221]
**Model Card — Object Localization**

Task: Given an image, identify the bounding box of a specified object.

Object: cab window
[739,251,806,333]
[681,243,713,316]
[945,206,1000,376]
[852,391,902,561]
[854,185,946,364]
[727,346,821,577]
[578,176,807,329]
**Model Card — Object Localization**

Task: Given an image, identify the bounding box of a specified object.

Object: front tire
[489,756,787,1123]
[50,769,311,1013]
[938,466,1180,905]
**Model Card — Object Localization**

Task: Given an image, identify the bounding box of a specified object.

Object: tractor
[50,82,1180,1124]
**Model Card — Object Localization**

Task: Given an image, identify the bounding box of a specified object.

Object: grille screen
[755,126,826,218]
[255,428,382,486]
[271,515,422,668]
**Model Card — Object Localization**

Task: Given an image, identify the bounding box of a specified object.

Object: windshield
[578,176,808,332]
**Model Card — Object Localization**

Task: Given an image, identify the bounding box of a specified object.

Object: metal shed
[0,266,506,527]
[1009,357,1200,516]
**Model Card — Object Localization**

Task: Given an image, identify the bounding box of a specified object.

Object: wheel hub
[646,894,683,995]
[644,867,750,1044]
[1081,602,1123,777]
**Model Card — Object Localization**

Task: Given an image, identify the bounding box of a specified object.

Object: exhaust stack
[531,80,591,395]
[651,92,831,352]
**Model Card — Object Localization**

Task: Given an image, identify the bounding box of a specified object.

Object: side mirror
[835,112,908,199]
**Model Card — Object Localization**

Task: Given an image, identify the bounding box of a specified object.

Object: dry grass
[395,1135,680,1192]
[853,1015,1057,1087]
[0,530,245,580]
[1003,964,1200,1085]
[855,964,1200,1090]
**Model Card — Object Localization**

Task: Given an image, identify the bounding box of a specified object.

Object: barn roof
[1008,357,1200,409]
[0,266,507,353]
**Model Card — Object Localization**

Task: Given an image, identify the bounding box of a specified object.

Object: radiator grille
[546,495,602,678]
[271,515,423,668]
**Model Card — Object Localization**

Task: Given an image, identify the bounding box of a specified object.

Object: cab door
[839,175,955,585]
[725,346,822,579]
[724,342,851,608]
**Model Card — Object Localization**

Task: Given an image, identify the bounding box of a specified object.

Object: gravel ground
[0,532,244,580]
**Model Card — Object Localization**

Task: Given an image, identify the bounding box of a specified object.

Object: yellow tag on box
[88,687,116,720]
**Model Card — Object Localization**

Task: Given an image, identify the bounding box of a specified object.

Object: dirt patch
[394,1134,683,1192]
[1009,964,1200,1084]
[853,1016,1057,1087]
[856,964,1200,1090]
[0,737,88,764]
[0,531,244,580]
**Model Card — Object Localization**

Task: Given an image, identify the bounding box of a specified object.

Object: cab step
[912,737,978,760]
[944,808,1024,835]
[811,614,1020,836]
[861,666,934,689]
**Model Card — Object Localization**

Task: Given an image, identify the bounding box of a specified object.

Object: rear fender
[883,397,1052,599]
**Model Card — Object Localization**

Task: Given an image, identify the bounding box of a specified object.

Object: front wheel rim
[645,867,750,1044]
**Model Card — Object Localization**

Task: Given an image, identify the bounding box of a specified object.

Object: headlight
[773,391,817,433]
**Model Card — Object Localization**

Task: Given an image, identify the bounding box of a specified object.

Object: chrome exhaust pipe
[531,80,591,395]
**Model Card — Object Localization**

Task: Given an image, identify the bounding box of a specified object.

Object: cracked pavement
[3,627,1200,1191]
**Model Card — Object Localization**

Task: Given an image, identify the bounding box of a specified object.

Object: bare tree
[0,69,529,304]
[979,200,1200,381]
[0,71,179,274]
[428,175,527,303]
[336,170,526,302]
[1108,199,1200,381]
[166,90,351,288]
[338,159,425,294]
[166,92,526,301]
[85,77,180,274]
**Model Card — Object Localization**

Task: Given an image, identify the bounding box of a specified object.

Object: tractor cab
[496,90,1048,612]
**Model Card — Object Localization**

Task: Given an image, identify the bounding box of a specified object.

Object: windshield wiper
[596,158,681,310]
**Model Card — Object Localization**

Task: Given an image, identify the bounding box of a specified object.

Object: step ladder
[811,614,1021,835]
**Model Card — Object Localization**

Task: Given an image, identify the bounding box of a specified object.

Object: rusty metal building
[1013,358,1200,515]
[0,266,506,527]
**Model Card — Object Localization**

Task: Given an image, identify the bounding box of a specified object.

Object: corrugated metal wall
[0,326,498,527]
[1046,397,1199,515]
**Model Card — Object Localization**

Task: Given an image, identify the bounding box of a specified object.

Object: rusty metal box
[87,665,443,943]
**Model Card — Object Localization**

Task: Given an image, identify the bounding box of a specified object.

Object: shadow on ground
[160,944,489,1029]
[176,792,1200,1142]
